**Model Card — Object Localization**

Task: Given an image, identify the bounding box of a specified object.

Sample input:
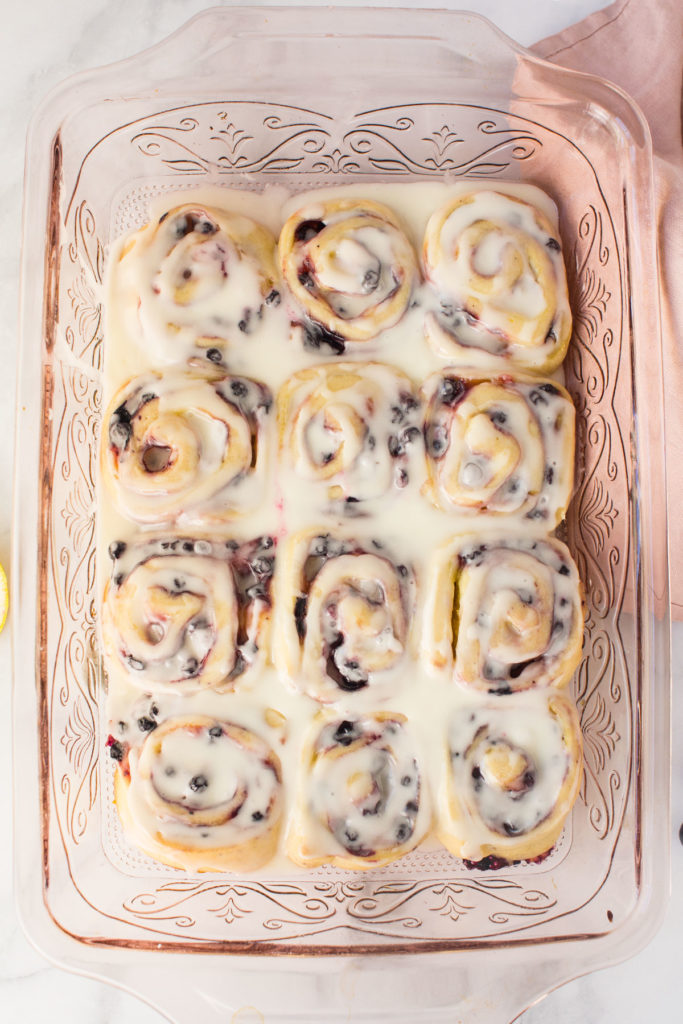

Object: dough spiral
[280,197,417,346]
[102,536,274,694]
[275,531,414,703]
[422,372,575,524]
[278,362,421,506]
[114,715,282,871]
[438,693,583,862]
[288,712,429,869]
[116,203,281,361]
[102,365,271,523]
[423,190,572,372]
[424,535,584,694]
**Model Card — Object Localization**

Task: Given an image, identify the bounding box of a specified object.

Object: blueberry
[294,595,307,639]
[546,237,561,252]
[395,822,411,843]
[206,347,223,363]
[509,658,536,679]
[230,379,248,397]
[539,383,559,396]
[294,219,326,243]
[185,658,200,677]
[490,411,507,426]
[528,389,547,407]
[265,289,281,306]
[559,563,570,576]
[189,774,209,793]
[252,810,264,822]
[108,740,124,762]
[172,213,196,239]
[251,556,273,577]
[388,435,403,458]
[544,465,554,484]
[362,268,380,293]
[209,725,223,739]
[297,269,315,289]
[425,424,448,458]
[439,376,466,407]
[109,416,132,449]
[333,720,357,746]
[137,716,157,733]
[108,540,126,561]
[301,320,345,355]
[127,656,145,671]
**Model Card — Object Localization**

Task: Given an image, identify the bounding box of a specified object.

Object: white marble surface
[1,0,679,1021]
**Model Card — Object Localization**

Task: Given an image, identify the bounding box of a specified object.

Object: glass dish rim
[12,4,671,1020]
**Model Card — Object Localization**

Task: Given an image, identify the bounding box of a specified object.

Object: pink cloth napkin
[533,0,683,617]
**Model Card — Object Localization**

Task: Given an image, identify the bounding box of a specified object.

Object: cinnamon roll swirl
[439,693,582,862]
[424,536,584,694]
[277,362,421,506]
[116,203,281,361]
[114,715,282,871]
[102,536,274,694]
[275,532,415,702]
[422,373,575,524]
[423,190,572,372]
[280,198,417,347]
[102,365,272,523]
[288,712,429,869]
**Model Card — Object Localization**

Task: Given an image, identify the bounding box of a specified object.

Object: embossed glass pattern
[14,8,670,1023]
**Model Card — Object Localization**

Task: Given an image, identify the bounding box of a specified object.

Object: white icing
[100,181,580,874]
[125,719,281,853]
[299,715,429,861]
[446,697,575,857]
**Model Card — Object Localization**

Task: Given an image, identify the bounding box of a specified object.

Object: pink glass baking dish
[14,7,670,1022]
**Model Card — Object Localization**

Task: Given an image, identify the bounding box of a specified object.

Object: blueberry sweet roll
[275,532,415,703]
[113,715,282,871]
[102,366,272,523]
[439,693,582,863]
[423,190,572,372]
[277,362,421,508]
[280,198,417,348]
[422,373,574,524]
[116,203,281,361]
[288,712,429,869]
[424,536,583,693]
[102,536,274,694]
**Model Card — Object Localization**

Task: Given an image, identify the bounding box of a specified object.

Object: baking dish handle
[107,955,574,1024]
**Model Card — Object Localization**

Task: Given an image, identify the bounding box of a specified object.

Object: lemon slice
[0,563,8,633]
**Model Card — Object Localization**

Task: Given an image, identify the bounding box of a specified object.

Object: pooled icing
[102,181,581,873]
